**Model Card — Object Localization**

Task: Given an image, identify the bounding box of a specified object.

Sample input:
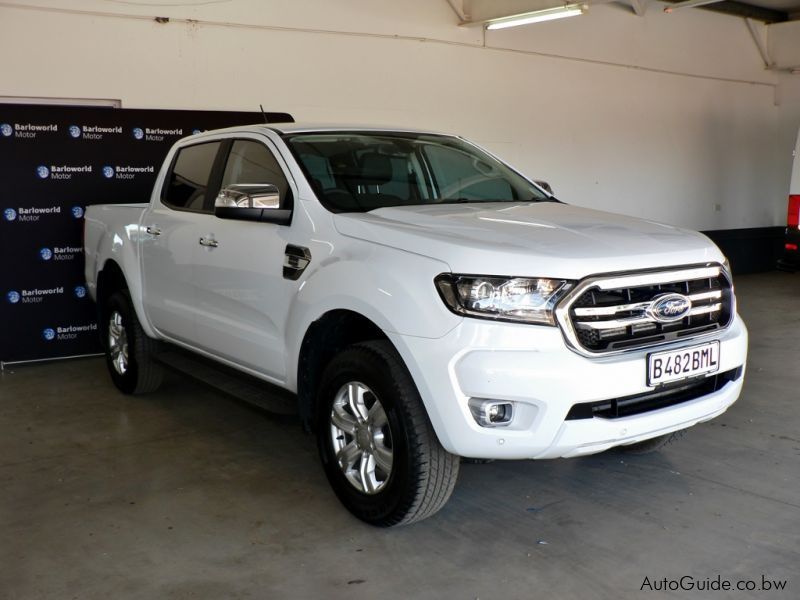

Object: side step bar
[155,348,298,416]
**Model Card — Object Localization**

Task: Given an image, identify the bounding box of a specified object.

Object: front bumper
[389,314,748,459]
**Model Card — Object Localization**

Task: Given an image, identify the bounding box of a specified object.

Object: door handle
[146,225,162,236]
[199,237,219,248]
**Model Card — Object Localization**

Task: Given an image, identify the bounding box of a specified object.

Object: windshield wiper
[438,198,482,204]
[438,197,551,204]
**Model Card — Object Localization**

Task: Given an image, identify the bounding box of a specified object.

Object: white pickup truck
[84,123,748,526]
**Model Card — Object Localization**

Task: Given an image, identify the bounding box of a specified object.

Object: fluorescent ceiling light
[486,5,586,29]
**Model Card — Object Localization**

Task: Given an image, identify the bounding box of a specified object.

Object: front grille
[562,264,734,354]
[565,367,742,420]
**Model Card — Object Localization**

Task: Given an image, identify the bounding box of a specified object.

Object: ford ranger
[84,123,748,526]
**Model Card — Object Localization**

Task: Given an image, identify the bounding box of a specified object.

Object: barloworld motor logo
[134,126,183,141]
[68,125,122,140]
[71,206,84,219]
[42,322,97,341]
[7,123,57,138]
[7,286,64,304]
[74,285,87,298]
[39,246,81,261]
[35,164,92,180]
[104,164,155,180]
[6,206,61,223]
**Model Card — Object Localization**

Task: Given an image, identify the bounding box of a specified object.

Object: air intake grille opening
[566,268,733,353]
[565,367,742,420]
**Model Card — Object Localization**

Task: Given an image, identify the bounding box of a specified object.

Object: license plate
[647,341,720,386]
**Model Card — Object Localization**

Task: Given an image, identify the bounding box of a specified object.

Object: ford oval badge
[647,293,692,323]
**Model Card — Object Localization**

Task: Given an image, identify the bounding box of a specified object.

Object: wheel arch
[296,309,401,430]
[96,258,156,340]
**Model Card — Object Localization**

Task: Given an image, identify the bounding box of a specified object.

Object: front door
[191,137,298,383]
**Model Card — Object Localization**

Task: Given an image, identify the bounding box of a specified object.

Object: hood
[333,202,724,280]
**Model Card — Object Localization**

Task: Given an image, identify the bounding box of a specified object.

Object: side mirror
[534,180,554,195]
[214,184,292,225]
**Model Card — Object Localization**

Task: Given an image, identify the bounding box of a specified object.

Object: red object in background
[788,195,800,229]
[786,243,799,251]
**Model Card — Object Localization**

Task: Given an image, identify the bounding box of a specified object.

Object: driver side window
[221,140,290,204]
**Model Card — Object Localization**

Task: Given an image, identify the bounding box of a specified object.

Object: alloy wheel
[108,311,129,375]
[329,381,393,494]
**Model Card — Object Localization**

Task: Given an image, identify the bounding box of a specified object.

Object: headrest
[356,152,394,186]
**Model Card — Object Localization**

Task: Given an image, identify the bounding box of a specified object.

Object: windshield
[284,132,551,212]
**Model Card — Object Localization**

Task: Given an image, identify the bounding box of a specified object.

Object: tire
[316,340,460,527]
[104,290,163,395]
[618,430,686,455]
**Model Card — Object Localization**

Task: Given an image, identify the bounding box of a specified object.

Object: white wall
[1,0,799,230]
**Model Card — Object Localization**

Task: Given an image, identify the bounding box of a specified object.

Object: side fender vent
[284,245,311,280]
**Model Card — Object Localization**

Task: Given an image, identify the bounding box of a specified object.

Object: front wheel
[104,290,163,394]
[317,341,459,526]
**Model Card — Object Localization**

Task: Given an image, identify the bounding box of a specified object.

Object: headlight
[434,274,574,325]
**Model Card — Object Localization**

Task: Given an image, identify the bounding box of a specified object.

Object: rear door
[191,135,298,382]
[140,140,224,344]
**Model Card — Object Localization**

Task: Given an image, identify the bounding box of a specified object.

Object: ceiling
[453,0,800,23]
[753,0,800,9]
[665,0,800,23]
[451,0,800,69]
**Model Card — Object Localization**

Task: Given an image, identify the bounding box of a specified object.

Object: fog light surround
[469,399,514,428]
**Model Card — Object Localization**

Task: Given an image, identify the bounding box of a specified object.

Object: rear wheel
[317,341,459,526]
[104,291,163,394]
[619,430,685,455]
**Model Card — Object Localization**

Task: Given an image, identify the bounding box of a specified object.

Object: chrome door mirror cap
[216,184,281,210]
[214,184,292,226]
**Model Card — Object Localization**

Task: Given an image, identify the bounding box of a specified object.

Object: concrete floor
[1,272,798,599]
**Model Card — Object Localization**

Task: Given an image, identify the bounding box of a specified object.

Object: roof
[270,122,449,136]
[185,122,451,140]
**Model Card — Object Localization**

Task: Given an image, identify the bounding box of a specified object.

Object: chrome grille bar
[574,303,723,330]
[573,301,651,318]
[594,266,720,290]
[573,289,722,317]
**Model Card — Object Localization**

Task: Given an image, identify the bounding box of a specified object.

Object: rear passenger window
[162,142,221,211]
[221,140,290,202]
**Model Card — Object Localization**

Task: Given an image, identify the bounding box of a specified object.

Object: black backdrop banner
[0,103,284,364]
